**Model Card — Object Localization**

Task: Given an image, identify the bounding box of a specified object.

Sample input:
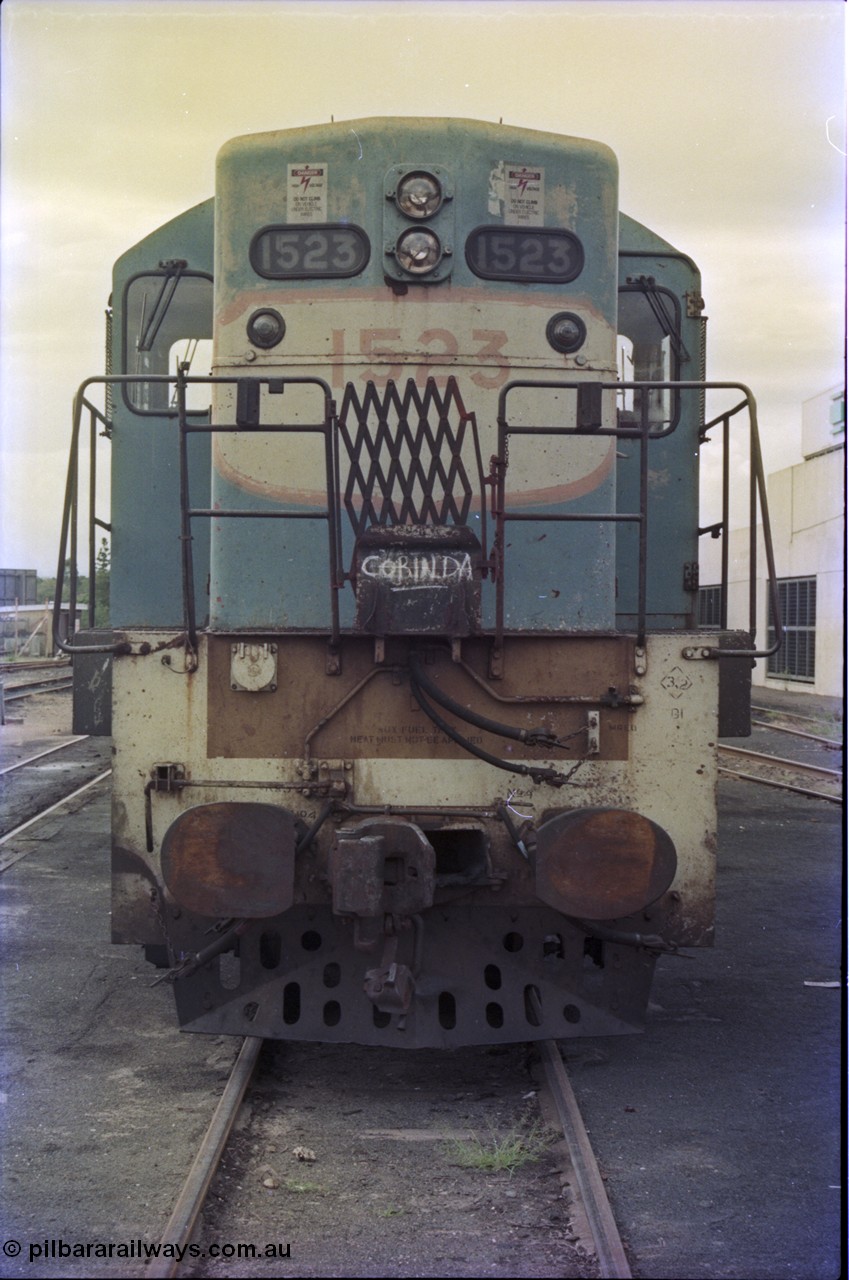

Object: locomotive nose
[534,808,677,921]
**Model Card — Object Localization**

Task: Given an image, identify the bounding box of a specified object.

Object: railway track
[0,734,113,861]
[2,673,74,702]
[147,1038,265,1280]
[751,702,841,739]
[536,1039,631,1277]
[147,1034,628,1279]
[0,658,72,675]
[718,744,841,802]
[1,662,74,723]
[719,713,842,804]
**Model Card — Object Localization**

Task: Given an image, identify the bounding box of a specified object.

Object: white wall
[700,386,845,699]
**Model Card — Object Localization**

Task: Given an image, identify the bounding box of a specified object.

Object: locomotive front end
[95,118,760,1047]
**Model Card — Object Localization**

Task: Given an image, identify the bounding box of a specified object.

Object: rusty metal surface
[160,802,298,918]
[329,818,435,918]
[206,634,636,761]
[169,903,658,1048]
[535,807,677,920]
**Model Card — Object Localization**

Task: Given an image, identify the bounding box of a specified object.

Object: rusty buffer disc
[535,808,677,921]
[161,802,297,918]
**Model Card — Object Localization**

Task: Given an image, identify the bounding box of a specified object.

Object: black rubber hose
[408,651,558,749]
[408,671,569,787]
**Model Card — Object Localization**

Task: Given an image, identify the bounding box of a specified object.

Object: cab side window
[122,269,213,415]
[617,282,683,429]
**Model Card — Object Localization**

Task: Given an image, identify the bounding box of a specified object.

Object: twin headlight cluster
[384,166,454,284]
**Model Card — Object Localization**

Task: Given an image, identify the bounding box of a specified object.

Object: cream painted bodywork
[212,292,617,507]
[112,630,719,949]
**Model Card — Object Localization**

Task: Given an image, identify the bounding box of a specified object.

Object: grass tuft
[284,1177,324,1194]
[444,1120,553,1176]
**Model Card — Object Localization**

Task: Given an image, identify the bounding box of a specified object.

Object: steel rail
[717,766,841,804]
[146,1035,264,1280]
[0,659,72,674]
[0,736,90,776]
[717,742,841,803]
[538,1037,632,1278]
[0,769,112,870]
[4,677,74,701]
[751,702,838,728]
[718,743,841,781]
[750,718,841,749]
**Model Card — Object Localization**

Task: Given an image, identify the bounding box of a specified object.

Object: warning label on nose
[287,163,328,222]
[506,165,544,225]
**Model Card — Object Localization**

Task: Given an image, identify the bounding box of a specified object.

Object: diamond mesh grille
[337,377,481,537]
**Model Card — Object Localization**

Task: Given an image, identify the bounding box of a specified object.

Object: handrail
[53,380,120,655]
[55,373,783,663]
[172,370,338,652]
[495,379,783,660]
[54,372,337,657]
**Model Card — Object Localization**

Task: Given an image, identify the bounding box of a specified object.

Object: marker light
[394,227,443,275]
[396,170,444,219]
[546,312,586,354]
[247,308,286,349]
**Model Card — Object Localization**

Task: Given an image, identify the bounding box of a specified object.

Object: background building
[0,568,82,658]
[700,385,845,700]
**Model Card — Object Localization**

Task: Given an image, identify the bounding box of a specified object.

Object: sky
[1,0,845,576]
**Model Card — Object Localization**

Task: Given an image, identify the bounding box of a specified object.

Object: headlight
[247,308,285,349]
[394,227,443,275]
[396,170,443,219]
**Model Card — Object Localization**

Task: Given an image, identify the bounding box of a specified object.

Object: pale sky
[1,0,845,575]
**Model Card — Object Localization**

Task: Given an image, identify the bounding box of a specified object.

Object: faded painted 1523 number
[330,327,510,389]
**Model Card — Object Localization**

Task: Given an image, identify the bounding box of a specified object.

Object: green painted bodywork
[211,118,621,632]
[108,120,703,635]
[110,200,213,627]
[215,117,619,320]
[617,213,704,629]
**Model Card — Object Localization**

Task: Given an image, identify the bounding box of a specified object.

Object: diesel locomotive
[56,118,781,1047]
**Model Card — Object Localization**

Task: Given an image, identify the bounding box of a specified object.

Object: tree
[37,561,89,605]
[94,538,110,628]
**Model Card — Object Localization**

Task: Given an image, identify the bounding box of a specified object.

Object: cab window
[122,268,213,415]
[617,282,683,430]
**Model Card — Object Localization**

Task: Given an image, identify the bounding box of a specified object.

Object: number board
[250,224,370,279]
[466,226,583,283]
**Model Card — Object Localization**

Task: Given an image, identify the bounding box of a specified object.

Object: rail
[718,745,841,804]
[147,1035,263,1280]
[537,1035,632,1278]
[53,390,112,652]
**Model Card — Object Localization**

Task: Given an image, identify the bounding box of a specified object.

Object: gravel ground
[0,688,841,1280]
[0,692,596,1280]
[190,1041,597,1279]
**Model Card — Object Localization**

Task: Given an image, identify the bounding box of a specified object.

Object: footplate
[169,905,658,1047]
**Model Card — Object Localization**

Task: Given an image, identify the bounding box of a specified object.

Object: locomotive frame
[55,118,782,1048]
